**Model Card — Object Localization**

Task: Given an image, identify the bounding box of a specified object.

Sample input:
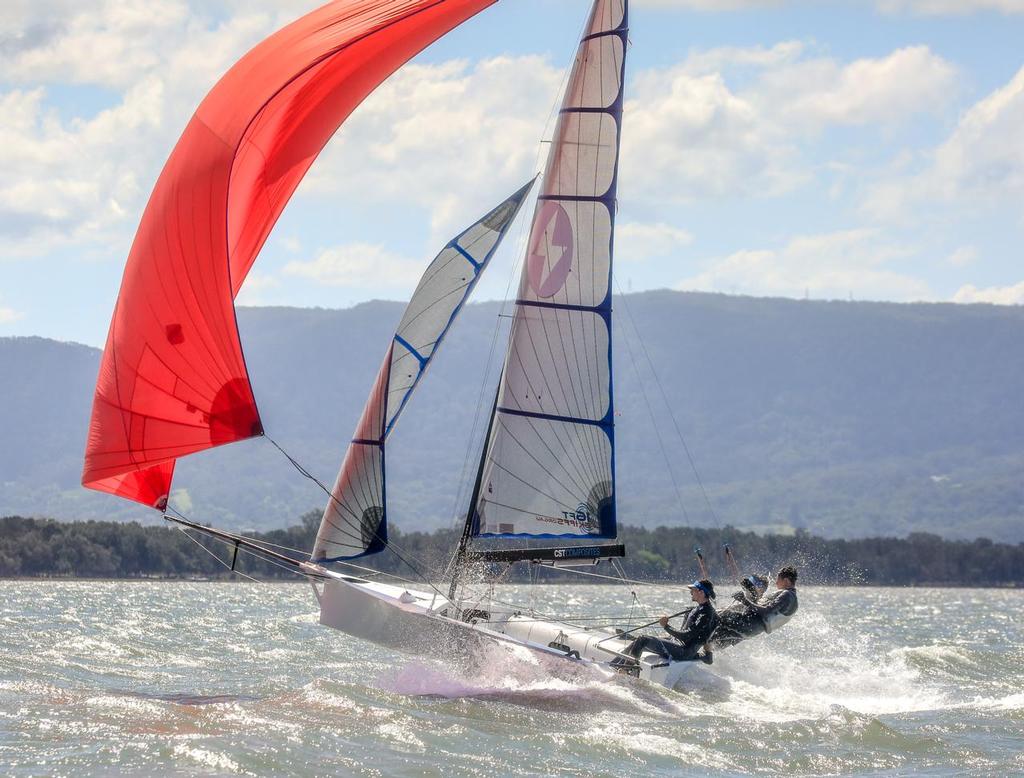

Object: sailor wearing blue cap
[615,578,719,666]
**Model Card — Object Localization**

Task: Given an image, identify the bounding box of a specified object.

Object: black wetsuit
[710,586,798,649]
[623,601,719,662]
[757,587,798,632]
[709,593,766,649]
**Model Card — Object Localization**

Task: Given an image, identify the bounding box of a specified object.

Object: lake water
[1,582,1021,776]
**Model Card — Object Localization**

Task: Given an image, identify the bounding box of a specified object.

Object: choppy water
[1,582,1022,776]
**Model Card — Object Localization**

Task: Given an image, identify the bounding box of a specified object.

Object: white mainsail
[312,181,534,561]
[470,0,627,539]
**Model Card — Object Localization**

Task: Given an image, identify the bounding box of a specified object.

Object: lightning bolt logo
[527,201,574,298]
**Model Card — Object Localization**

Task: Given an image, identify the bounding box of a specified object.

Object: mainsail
[311,181,534,561]
[80,0,495,510]
[469,0,627,539]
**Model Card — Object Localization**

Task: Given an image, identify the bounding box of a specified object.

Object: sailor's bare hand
[658,616,669,627]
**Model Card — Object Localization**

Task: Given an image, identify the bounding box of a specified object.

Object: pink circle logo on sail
[527,202,574,298]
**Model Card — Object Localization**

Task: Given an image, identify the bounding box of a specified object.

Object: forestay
[470,0,627,539]
[312,182,534,561]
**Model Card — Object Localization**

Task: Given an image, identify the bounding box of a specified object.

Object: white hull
[308,566,711,691]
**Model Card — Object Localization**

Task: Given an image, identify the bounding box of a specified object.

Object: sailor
[735,565,799,636]
[709,573,770,650]
[617,579,719,665]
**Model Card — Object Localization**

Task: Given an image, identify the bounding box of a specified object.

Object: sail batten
[469,0,626,541]
[311,182,534,562]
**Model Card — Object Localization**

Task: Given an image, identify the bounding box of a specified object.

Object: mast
[449,385,500,601]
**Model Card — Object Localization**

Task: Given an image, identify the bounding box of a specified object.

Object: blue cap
[687,579,716,599]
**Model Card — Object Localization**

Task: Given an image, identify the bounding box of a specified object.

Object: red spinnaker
[82,0,494,510]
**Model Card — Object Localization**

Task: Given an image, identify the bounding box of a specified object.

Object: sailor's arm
[660,611,707,643]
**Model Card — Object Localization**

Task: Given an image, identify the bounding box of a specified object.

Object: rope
[614,277,724,529]
[612,282,693,525]
[534,562,675,587]
[263,435,449,600]
[173,524,263,583]
[165,502,439,595]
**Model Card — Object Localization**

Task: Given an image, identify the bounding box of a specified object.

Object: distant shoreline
[2,515,1022,587]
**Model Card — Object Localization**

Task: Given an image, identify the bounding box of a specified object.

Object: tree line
[2,514,1021,586]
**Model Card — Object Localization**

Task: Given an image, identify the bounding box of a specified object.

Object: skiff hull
[312,570,713,690]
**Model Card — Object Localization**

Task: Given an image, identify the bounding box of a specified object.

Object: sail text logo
[532,503,594,530]
[562,503,592,524]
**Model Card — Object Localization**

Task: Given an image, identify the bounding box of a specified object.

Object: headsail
[80,0,495,511]
[311,181,534,562]
[469,0,627,539]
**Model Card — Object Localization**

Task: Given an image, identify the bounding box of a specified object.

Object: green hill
[1,291,1021,540]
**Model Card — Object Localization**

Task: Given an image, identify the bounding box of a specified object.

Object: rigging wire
[612,285,694,526]
[171,446,449,604]
[172,524,263,584]
[534,561,673,588]
[167,504,439,589]
[613,276,724,529]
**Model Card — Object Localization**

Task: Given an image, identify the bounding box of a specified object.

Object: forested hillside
[3,515,1021,587]
[1,292,1021,540]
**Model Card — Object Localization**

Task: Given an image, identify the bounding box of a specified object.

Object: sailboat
[84,0,710,690]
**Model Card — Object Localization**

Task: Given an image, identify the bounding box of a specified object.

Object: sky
[1,0,1023,347]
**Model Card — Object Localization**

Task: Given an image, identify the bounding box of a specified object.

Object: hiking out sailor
[617,579,719,666]
[734,565,799,636]
[709,573,770,650]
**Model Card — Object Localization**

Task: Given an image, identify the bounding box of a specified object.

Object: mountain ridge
[2,290,1021,541]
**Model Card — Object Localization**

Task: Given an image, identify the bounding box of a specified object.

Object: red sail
[82,0,494,510]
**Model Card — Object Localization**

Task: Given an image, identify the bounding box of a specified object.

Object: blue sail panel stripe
[559,106,616,115]
[452,242,481,269]
[537,193,614,204]
[581,29,627,43]
[497,406,612,430]
[393,334,427,367]
[515,299,610,315]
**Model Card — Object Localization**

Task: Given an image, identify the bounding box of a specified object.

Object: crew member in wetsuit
[739,565,799,635]
[709,573,769,650]
[618,579,718,665]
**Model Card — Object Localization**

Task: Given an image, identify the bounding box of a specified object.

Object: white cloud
[1,0,190,88]
[752,46,958,129]
[876,0,1024,14]
[616,222,693,263]
[952,280,1024,304]
[303,56,560,242]
[620,43,957,203]
[678,229,931,301]
[0,5,288,256]
[623,66,803,201]
[634,0,1024,11]
[0,305,23,324]
[865,64,1024,220]
[235,270,281,306]
[633,0,783,8]
[283,243,421,287]
[946,246,979,266]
